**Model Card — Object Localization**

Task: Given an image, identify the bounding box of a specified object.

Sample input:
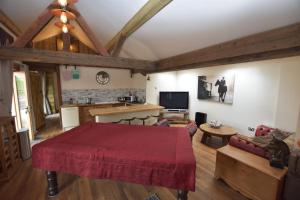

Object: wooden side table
[199,123,237,145]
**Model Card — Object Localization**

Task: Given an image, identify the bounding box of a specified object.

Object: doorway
[28,64,63,140]
[12,64,63,141]
[12,69,34,140]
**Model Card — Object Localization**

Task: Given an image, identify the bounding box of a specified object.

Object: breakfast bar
[89,104,164,125]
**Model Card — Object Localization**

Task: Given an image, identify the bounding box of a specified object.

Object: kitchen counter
[89,104,163,125]
[60,102,149,128]
[60,102,129,127]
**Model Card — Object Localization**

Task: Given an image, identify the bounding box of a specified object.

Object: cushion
[229,135,270,159]
[185,122,197,137]
[253,129,293,148]
[255,125,275,136]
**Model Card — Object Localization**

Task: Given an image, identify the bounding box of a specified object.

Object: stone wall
[62,88,146,104]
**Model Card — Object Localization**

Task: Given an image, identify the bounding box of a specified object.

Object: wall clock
[96,71,110,85]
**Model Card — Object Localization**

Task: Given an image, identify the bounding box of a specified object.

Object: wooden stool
[136,116,149,125]
[122,117,136,125]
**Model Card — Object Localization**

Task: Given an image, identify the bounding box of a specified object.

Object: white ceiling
[1,0,300,60]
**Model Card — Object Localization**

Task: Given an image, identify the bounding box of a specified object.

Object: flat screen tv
[159,91,189,110]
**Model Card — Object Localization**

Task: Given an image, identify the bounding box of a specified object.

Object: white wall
[146,56,300,135]
[275,63,300,131]
[146,71,177,103]
[60,66,146,90]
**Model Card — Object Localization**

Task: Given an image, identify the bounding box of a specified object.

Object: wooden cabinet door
[30,72,45,129]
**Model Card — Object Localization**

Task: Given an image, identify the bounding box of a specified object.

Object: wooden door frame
[55,65,62,107]
[28,63,63,128]
[27,63,62,108]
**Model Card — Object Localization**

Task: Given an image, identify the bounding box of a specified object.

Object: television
[159,91,189,111]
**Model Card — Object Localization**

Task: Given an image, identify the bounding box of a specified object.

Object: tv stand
[166,109,188,112]
[160,110,190,124]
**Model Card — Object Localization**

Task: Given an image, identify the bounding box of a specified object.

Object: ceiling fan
[51,0,78,33]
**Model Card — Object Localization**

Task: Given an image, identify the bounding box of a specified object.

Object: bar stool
[151,114,160,118]
[121,117,136,125]
[150,114,161,125]
[136,116,149,125]
[112,119,123,124]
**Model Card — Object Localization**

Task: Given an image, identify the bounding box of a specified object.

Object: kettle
[85,97,92,104]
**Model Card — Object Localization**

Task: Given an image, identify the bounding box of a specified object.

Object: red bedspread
[32,122,196,191]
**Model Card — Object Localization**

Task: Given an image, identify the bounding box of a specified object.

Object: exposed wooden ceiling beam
[105,0,172,53]
[70,5,109,56]
[0,10,22,37]
[12,4,54,47]
[27,62,58,72]
[0,47,156,71]
[154,22,300,72]
[111,34,127,57]
[62,32,71,51]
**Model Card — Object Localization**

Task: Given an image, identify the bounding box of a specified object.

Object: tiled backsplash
[62,88,146,104]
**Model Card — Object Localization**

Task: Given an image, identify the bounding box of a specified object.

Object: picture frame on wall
[197,74,235,104]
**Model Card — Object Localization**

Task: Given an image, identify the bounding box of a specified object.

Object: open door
[12,64,41,141]
[12,72,31,132]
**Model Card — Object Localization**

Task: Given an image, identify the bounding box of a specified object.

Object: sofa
[229,125,295,161]
[229,125,274,159]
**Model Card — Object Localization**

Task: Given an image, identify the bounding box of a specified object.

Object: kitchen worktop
[89,104,164,116]
[60,102,125,108]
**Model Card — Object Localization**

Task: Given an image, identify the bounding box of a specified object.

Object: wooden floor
[0,128,248,200]
[36,113,63,140]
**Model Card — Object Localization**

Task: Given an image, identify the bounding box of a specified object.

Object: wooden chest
[215,145,287,200]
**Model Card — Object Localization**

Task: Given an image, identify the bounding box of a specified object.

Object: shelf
[0,117,21,181]
[160,111,190,124]
[160,111,189,114]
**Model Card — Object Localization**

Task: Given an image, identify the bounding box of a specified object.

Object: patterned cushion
[185,122,198,137]
[255,125,275,136]
[229,135,270,159]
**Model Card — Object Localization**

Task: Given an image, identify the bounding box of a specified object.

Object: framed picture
[197,74,235,104]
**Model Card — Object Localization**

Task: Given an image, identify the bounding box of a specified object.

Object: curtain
[0,60,13,117]
[41,72,52,115]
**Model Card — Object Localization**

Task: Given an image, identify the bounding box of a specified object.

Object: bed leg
[177,190,188,200]
[46,171,59,197]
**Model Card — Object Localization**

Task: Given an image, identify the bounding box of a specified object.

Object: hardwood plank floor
[35,113,63,140]
[0,128,248,200]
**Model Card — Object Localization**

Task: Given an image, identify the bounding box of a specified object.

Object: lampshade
[56,0,78,7]
[58,0,67,7]
[51,9,76,20]
[60,11,68,23]
[55,22,74,32]
[62,24,68,33]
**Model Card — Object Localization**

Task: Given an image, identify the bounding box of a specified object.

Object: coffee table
[200,123,237,146]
